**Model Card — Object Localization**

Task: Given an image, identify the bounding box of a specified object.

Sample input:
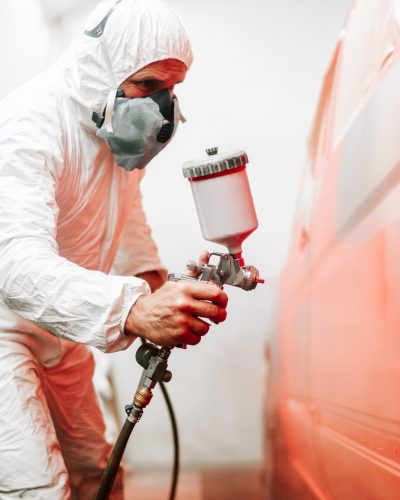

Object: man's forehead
[128,59,187,81]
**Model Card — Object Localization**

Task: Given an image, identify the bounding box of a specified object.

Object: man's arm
[0,116,148,353]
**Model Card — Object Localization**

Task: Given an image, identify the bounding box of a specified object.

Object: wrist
[135,270,166,292]
[124,294,146,338]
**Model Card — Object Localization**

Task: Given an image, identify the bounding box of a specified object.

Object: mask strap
[98,31,119,133]
[174,97,187,123]
[104,89,118,133]
[179,110,187,123]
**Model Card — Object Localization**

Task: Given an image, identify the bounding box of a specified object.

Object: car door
[307,42,400,500]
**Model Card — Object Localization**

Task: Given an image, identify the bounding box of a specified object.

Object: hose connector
[134,386,153,409]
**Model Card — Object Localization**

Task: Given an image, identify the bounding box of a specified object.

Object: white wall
[0,0,351,468]
[122,0,351,468]
[0,1,48,97]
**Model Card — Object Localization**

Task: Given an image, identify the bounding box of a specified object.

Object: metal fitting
[134,386,153,409]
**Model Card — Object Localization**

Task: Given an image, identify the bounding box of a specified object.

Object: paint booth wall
[0,0,351,467]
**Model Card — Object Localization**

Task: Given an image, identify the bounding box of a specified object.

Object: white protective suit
[0,0,193,498]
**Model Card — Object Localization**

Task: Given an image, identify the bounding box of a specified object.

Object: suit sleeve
[0,113,148,353]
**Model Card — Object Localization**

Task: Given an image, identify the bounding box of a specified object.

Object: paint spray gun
[168,147,264,290]
[96,147,263,500]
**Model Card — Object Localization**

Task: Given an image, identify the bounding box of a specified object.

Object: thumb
[185,250,210,277]
[198,250,210,266]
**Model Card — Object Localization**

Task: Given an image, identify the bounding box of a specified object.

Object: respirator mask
[92,88,180,170]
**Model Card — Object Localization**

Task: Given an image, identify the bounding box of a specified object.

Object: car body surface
[265,1,400,498]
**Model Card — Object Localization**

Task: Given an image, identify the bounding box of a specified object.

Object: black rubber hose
[159,380,180,500]
[96,418,136,500]
[96,339,180,500]
[139,339,180,500]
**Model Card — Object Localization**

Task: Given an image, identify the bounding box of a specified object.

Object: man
[0,0,228,498]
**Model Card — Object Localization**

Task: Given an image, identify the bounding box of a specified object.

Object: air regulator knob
[163,370,172,383]
[206,146,218,156]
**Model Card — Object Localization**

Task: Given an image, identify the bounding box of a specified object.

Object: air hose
[96,418,136,499]
[159,379,180,500]
[96,342,179,500]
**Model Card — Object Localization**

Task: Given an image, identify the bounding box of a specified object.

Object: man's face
[120,58,187,98]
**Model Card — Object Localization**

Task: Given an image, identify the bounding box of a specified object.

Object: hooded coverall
[0,0,193,497]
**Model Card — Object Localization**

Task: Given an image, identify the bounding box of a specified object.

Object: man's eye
[136,80,159,89]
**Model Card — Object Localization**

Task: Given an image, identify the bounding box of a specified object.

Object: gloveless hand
[124,280,228,347]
